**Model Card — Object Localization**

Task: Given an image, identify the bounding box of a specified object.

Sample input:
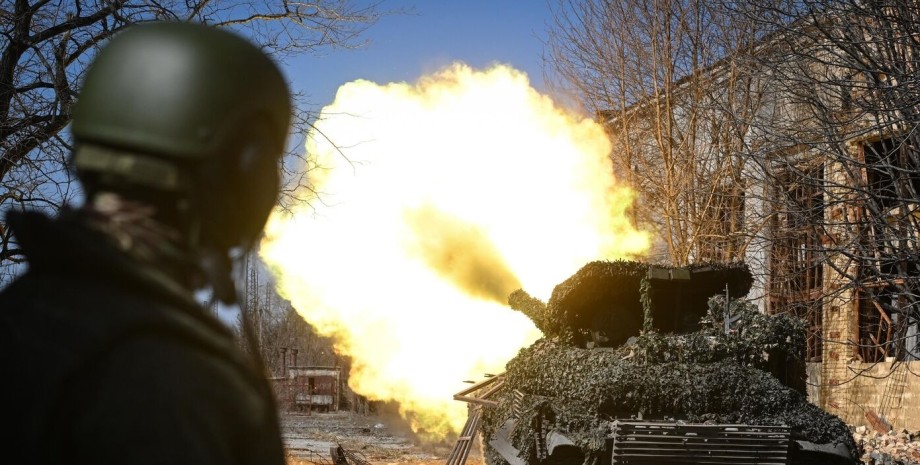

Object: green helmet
[72,22,292,256]
[73,21,291,163]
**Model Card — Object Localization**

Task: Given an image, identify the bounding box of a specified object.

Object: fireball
[260,63,648,440]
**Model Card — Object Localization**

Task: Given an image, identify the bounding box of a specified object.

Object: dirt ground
[281,411,485,465]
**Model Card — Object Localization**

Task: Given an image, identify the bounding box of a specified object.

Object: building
[600,9,920,430]
[271,348,341,412]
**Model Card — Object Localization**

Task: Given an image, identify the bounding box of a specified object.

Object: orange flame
[260,63,648,440]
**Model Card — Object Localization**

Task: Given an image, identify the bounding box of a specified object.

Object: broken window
[854,136,920,362]
[856,285,920,362]
[855,137,920,362]
[858,136,920,276]
[863,137,920,212]
[769,164,824,362]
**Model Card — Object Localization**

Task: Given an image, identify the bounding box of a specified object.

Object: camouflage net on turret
[511,260,756,347]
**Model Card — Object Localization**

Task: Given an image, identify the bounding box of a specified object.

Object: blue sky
[284,1,556,111]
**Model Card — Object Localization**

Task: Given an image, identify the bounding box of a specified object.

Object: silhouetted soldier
[0,22,291,464]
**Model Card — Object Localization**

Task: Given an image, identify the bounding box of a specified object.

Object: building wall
[272,366,341,412]
[806,362,822,406]
[819,358,920,431]
[810,150,920,431]
[819,170,859,420]
[810,291,920,431]
[818,230,920,430]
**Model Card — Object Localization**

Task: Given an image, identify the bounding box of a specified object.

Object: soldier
[0,22,291,464]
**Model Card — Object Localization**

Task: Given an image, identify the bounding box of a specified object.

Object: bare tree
[546,0,770,268]
[0,0,383,274]
[233,254,337,375]
[728,0,920,427]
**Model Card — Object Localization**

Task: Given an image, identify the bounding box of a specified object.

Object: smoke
[404,205,521,303]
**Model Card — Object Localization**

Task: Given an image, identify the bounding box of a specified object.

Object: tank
[466,260,858,465]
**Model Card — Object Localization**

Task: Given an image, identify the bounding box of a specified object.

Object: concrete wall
[806,362,822,406]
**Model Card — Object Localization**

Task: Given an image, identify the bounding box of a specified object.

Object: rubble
[281,412,449,465]
[853,426,920,465]
[480,260,858,465]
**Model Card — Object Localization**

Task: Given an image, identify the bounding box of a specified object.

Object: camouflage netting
[481,339,857,465]
[485,260,857,465]
[628,296,807,388]
[513,260,755,348]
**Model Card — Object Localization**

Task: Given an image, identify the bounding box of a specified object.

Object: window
[856,286,920,362]
[854,136,920,362]
[699,185,746,262]
[769,164,824,361]
[864,137,920,211]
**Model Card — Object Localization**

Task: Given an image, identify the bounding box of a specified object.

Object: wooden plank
[872,300,892,324]
[452,374,503,398]
[446,407,482,465]
[451,396,498,407]
[869,334,888,358]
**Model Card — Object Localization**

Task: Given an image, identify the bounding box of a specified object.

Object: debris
[331,443,370,465]
[854,428,920,465]
[867,410,894,435]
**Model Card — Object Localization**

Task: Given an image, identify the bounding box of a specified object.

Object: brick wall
[820,269,860,425]
[814,157,920,431]
[817,359,920,431]
[817,295,920,431]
